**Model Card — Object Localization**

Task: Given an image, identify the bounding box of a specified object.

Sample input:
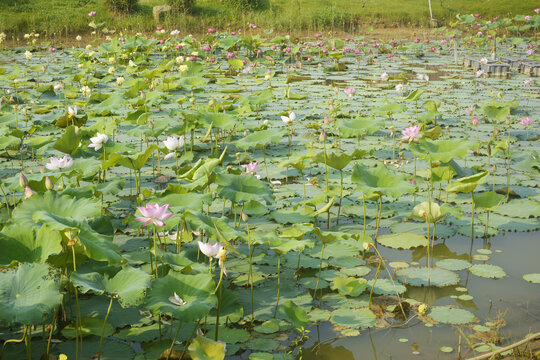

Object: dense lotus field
[0,16,539,360]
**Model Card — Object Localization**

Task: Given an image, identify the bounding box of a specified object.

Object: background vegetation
[0,0,536,39]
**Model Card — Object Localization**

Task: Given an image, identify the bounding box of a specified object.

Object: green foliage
[168,0,194,13]
[223,0,262,11]
[106,0,138,13]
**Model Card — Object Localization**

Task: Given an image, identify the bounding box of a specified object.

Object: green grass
[0,0,536,39]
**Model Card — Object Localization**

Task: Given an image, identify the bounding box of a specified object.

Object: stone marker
[153,5,172,21]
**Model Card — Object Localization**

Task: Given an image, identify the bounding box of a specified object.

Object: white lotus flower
[380,72,389,81]
[25,51,32,60]
[395,83,404,95]
[480,57,488,65]
[476,70,484,78]
[88,132,108,151]
[416,73,429,82]
[281,111,296,124]
[163,135,184,160]
[45,156,74,170]
[68,105,77,117]
[81,85,91,97]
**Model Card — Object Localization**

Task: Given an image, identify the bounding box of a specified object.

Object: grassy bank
[0,0,537,39]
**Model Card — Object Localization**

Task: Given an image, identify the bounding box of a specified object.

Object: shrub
[223,0,261,11]
[105,0,138,13]
[168,0,194,13]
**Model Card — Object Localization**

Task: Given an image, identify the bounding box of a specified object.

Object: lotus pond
[0,22,539,360]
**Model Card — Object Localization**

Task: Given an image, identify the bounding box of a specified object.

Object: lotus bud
[324,115,329,124]
[243,130,248,137]
[58,178,65,191]
[148,120,154,129]
[241,212,248,222]
[319,129,326,142]
[362,242,372,250]
[505,117,509,125]
[45,176,54,190]
[24,186,35,199]
[492,164,497,172]
[218,248,227,261]
[138,193,145,203]
[19,172,28,188]
[189,97,195,104]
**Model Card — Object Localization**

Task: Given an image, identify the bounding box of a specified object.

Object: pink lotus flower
[226,52,235,59]
[198,241,223,259]
[208,28,216,34]
[401,125,421,142]
[520,117,533,126]
[465,105,475,115]
[241,161,261,175]
[344,87,356,98]
[474,13,482,18]
[45,156,74,170]
[315,33,322,38]
[135,203,173,227]
[524,78,533,86]
[472,117,479,126]
[88,11,97,17]
[202,45,211,52]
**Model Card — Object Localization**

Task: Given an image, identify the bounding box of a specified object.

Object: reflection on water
[297,232,539,360]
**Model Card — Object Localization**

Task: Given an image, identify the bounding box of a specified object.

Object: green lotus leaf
[338,117,383,138]
[435,259,472,271]
[469,264,506,279]
[494,199,540,219]
[234,129,284,150]
[351,163,415,198]
[410,202,444,222]
[396,267,460,287]
[188,336,225,360]
[428,306,475,324]
[53,125,82,154]
[480,103,510,122]
[61,316,114,338]
[216,173,274,204]
[367,278,406,295]
[196,112,237,130]
[410,138,471,163]
[12,192,101,227]
[180,76,209,89]
[205,327,250,344]
[147,272,217,322]
[473,191,505,212]
[158,192,213,213]
[0,224,62,266]
[33,211,123,264]
[331,277,368,297]
[264,236,313,255]
[523,273,540,284]
[330,308,376,329]
[71,266,151,307]
[376,232,428,249]
[311,151,352,170]
[447,171,489,193]
[279,300,308,328]
[117,145,158,170]
[0,263,62,325]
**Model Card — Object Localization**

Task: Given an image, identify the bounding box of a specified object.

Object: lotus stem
[98,296,114,360]
[45,308,57,359]
[262,146,270,183]
[166,321,182,360]
[71,246,82,360]
[214,271,223,341]
[180,319,200,360]
[471,192,475,239]
[273,254,282,318]
[369,258,382,308]
[313,243,326,300]
[153,227,159,279]
[300,169,306,200]
[363,195,367,233]
[246,222,255,323]
[0,184,11,218]
[337,169,343,225]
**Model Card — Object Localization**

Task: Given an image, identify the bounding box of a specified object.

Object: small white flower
[176,56,185,64]
[116,76,125,86]
[76,35,82,41]
[88,132,108,151]
[129,60,137,67]
[395,83,404,95]
[480,57,488,65]
[179,65,188,72]
[108,66,115,74]
[24,51,32,60]
[170,29,180,35]
[416,73,429,82]
[281,111,296,124]
[380,72,389,81]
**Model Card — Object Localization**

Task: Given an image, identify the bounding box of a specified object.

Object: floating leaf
[436,259,472,271]
[376,232,427,249]
[396,267,460,287]
[523,273,540,284]
[188,336,226,360]
[279,300,308,328]
[351,163,415,198]
[428,306,475,324]
[330,308,376,329]
[469,264,506,279]
[331,277,367,297]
